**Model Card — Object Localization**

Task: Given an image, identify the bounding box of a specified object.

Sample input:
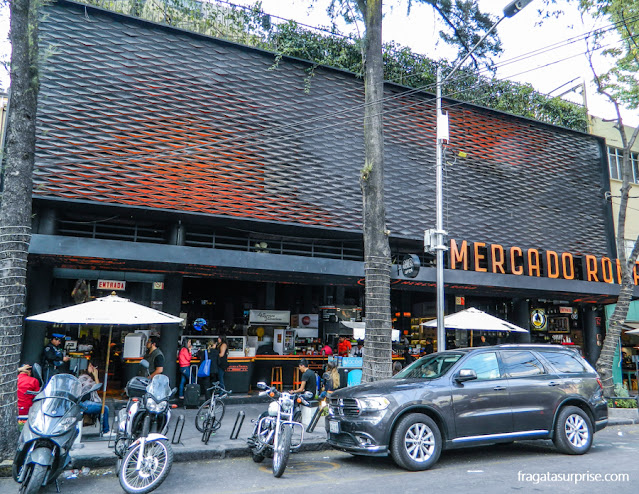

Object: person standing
[17,364,40,415]
[322,361,340,392]
[178,339,192,399]
[479,335,490,346]
[42,333,71,383]
[78,362,109,434]
[350,340,364,357]
[424,338,434,355]
[145,335,165,378]
[216,334,228,391]
[292,358,317,397]
[337,336,352,357]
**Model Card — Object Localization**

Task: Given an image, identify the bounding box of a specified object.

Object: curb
[4,416,637,479]
[0,440,332,478]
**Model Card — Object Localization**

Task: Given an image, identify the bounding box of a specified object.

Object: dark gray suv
[326,344,608,471]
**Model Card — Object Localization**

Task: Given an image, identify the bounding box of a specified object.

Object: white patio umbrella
[27,293,183,422]
[421,307,528,347]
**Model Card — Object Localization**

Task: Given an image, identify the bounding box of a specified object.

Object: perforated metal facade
[34,1,614,257]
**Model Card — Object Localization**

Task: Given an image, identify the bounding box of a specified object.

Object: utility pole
[426,0,533,351]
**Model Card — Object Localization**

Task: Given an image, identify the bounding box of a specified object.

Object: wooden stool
[293,368,302,388]
[271,366,283,391]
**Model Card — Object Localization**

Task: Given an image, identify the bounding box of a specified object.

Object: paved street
[3,424,637,494]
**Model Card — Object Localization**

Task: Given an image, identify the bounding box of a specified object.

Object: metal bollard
[306,406,323,433]
[230,410,245,440]
[172,414,185,444]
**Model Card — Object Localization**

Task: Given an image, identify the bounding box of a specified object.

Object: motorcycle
[115,374,176,494]
[247,382,313,478]
[13,365,102,494]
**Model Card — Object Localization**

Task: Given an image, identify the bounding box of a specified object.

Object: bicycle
[194,382,231,444]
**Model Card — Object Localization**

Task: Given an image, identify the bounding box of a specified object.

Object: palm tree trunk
[0,0,39,460]
[358,0,392,383]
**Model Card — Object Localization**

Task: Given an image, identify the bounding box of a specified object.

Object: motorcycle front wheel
[119,439,173,494]
[19,463,48,494]
[272,424,292,478]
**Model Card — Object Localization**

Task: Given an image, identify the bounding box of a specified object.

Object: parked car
[326,344,608,471]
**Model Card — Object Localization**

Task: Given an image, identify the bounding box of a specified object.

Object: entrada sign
[449,239,639,285]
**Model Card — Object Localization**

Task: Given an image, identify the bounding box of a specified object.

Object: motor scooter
[13,364,102,494]
[115,373,177,494]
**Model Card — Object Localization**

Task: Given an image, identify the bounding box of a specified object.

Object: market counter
[224,357,254,393]
[253,355,328,388]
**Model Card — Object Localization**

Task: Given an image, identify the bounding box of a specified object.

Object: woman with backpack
[322,361,340,392]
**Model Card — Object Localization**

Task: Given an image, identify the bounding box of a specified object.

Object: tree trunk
[359,0,392,383]
[0,0,39,460]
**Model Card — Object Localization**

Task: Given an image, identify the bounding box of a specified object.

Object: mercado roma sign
[448,239,639,285]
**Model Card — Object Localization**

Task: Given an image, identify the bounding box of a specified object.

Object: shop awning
[340,321,400,341]
[421,307,528,333]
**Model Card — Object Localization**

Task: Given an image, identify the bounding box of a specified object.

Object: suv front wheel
[390,413,442,471]
[553,406,593,455]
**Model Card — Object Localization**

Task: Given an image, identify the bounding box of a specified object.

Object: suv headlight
[146,398,167,413]
[356,396,390,411]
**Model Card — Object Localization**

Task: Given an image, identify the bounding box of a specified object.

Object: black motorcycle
[115,374,176,494]
[13,367,102,494]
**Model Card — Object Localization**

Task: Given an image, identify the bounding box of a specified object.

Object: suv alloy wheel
[390,413,442,471]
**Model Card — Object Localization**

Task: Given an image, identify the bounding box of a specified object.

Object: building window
[608,146,639,183]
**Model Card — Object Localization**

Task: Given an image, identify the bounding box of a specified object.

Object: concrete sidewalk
[73,396,331,469]
[1,399,637,477]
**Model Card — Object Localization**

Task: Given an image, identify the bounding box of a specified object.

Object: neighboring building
[591,116,639,256]
[17,1,636,385]
[590,116,639,391]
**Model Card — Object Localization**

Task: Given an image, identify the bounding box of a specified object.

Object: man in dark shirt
[292,358,316,397]
[145,336,165,378]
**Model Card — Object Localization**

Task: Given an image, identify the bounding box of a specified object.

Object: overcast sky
[0,0,636,126]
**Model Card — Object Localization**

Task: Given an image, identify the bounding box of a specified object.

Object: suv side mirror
[455,369,477,383]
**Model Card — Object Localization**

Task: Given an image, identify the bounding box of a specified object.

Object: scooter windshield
[37,397,75,417]
[146,374,171,401]
[39,374,84,401]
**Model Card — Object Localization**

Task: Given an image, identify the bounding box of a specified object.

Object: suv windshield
[394,353,464,379]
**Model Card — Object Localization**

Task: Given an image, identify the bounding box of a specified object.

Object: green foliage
[75,0,588,131]
[579,0,639,109]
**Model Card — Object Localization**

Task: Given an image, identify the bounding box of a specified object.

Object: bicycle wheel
[202,425,212,445]
[211,400,225,431]
[195,399,225,432]
[195,399,211,433]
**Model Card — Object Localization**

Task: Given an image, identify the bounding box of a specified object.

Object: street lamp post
[429,0,533,351]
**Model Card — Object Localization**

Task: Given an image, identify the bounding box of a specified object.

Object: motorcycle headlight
[268,401,279,417]
[356,396,390,411]
[51,416,78,435]
[281,397,293,412]
[146,398,167,413]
